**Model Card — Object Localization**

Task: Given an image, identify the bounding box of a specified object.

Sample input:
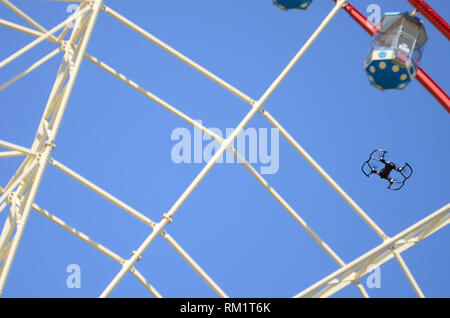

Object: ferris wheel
[0,0,448,298]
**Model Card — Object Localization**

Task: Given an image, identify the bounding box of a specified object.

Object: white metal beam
[0,48,61,91]
[0,0,103,295]
[102,5,255,105]
[294,203,449,298]
[0,18,59,44]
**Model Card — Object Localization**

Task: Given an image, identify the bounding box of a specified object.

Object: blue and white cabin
[272,0,313,11]
[364,12,428,90]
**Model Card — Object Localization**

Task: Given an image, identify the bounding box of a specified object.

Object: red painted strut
[331,0,450,113]
[416,69,450,113]
[407,0,450,41]
[338,1,378,35]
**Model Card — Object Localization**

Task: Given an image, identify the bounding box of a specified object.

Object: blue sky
[0,0,449,298]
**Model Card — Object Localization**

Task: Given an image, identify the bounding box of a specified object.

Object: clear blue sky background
[0,0,448,298]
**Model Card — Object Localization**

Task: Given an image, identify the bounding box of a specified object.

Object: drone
[362,149,413,190]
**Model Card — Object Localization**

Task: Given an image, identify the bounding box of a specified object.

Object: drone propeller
[370,149,387,162]
[362,160,378,177]
[397,162,413,179]
[371,160,381,170]
[387,179,405,191]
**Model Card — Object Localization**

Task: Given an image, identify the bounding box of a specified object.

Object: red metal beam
[407,0,450,41]
[332,0,450,113]
[337,1,378,36]
[416,68,450,113]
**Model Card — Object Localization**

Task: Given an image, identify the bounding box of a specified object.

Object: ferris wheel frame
[0,0,448,298]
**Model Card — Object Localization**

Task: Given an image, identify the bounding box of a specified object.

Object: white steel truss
[0,0,448,297]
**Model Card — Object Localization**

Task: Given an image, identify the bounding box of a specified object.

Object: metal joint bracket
[61,42,76,72]
[253,101,264,114]
[225,144,234,153]
[7,192,20,207]
[388,246,398,253]
[258,106,266,114]
[131,250,143,262]
[343,272,357,283]
[43,122,55,145]
[60,41,74,55]
[352,278,361,285]
[89,0,102,10]
[327,278,340,286]
[37,152,50,166]
[338,0,349,8]
[162,213,173,224]
[60,41,68,52]
[44,141,56,150]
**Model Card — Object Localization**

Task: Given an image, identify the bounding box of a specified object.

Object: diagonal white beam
[0,140,36,156]
[102,5,255,105]
[0,47,61,91]
[294,203,449,298]
[392,249,424,298]
[31,202,163,298]
[99,0,347,298]
[162,232,229,298]
[0,6,89,69]
[50,159,156,228]
[0,151,24,158]
[0,18,59,44]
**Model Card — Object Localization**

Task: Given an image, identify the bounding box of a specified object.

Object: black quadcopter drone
[362,149,413,190]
